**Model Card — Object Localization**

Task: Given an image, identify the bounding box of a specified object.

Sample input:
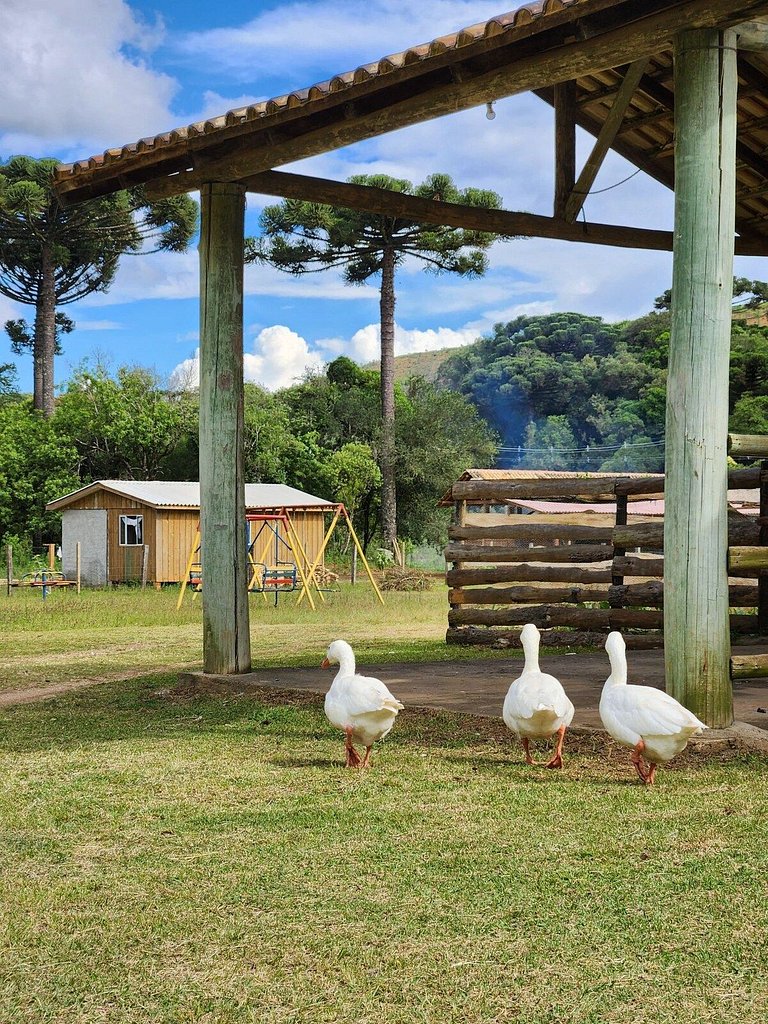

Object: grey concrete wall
[61,510,107,586]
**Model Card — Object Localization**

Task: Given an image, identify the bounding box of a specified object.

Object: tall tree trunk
[379,244,397,553]
[36,242,57,417]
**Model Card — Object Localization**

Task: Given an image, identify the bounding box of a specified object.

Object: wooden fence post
[610,491,628,609]
[76,542,81,594]
[6,544,12,596]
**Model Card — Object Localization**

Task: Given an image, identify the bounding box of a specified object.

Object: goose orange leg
[344,727,362,768]
[521,738,535,766]
[361,745,373,768]
[545,726,566,769]
[630,740,652,784]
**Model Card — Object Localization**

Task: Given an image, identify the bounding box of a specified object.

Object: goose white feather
[322,639,404,767]
[502,623,575,767]
[599,631,707,783]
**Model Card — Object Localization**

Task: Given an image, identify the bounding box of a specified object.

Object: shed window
[119,514,144,546]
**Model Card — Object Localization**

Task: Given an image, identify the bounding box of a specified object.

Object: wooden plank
[612,555,664,577]
[199,182,251,674]
[613,466,762,495]
[554,80,576,219]
[730,653,768,679]
[451,478,628,501]
[564,59,649,222]
[448,522,615,542]
[616,518,759,550]
[444,543,612,563]
[446,625,666,648]
[241,170,677,252]
[608,581,759,607]
[664,27,737,728]
[728,432,768,457]
[448,605,664,628]
[448,584,610,605]
[117,0,768,209]
[446,565,614,587]
[728,546,768,571]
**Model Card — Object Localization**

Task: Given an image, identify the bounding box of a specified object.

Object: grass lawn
[0,584,517,696]
[1,586,766,1022]
[0,677,766,1024]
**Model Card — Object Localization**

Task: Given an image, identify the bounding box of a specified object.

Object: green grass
[0,677,766,1023]
[0,585,520,695]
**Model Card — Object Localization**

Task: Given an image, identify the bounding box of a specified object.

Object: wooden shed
[46,481,334,586]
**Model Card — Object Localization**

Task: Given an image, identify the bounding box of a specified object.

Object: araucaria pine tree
[0,156,198,416]
[250,173,504,554]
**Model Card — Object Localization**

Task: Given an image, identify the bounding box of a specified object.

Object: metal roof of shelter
[52,0,768,251]
[46,480,334,512]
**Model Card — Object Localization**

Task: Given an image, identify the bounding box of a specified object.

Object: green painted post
[664,28,736,727]
[199,182,251,674]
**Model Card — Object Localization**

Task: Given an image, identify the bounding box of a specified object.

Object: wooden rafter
[563,58,649,222]
[553,81,576,218]
[232,168,768,254]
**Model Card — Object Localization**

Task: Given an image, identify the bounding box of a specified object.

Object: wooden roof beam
[563,58,649,222]
[238,168,768,255]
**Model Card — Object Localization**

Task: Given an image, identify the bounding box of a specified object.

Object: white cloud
[0,0,177,156]
[170,324,324,392]
[74,319,123,331]
[338,323,480,363]
[176,1,516,82]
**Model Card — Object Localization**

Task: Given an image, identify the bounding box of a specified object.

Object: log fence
[446,466,768,647]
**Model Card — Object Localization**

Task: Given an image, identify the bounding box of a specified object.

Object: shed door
[62,510,108,586]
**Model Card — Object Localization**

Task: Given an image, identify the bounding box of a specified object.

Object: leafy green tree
[53,365,197,479]
[0,156,197,417]
[0,362,19,403]
[0,399,79,545]
[250,173,506,554]
[327,442,382,536]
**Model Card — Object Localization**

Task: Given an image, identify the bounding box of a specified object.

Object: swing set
[176,503,383,610]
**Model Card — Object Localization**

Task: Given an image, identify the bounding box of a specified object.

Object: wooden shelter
[52,0,768,725]
[46,481,333,586]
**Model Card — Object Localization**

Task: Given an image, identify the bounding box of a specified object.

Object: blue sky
[2,0,765,395]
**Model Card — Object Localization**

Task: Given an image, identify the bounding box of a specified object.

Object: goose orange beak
[321,657,330,669]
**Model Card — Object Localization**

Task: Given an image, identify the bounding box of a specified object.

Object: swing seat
[251,562,297,592]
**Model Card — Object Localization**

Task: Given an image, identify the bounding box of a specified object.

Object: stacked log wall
[446,470,763,646]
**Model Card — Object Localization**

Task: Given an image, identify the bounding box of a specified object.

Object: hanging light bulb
[485,101,496,121]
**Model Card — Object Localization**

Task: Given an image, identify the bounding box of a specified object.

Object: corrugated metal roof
[46,480,334,511]
[459,468,661,480]
[511,498,665,515]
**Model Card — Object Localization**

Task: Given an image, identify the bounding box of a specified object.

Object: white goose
[600,631,707,785]
[503,623,575,768]
[321,639,404,768]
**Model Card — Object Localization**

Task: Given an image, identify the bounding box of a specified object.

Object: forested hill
[434,310,768,473]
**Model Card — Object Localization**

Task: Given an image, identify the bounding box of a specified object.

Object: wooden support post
[759,460,768,631]
[6,544,12,596]
[199,182,251,674]
[48,543,56,569]
[75,541,81,593]
[664,27,737,727]
[554,81,576,219]
[610,492,628,608]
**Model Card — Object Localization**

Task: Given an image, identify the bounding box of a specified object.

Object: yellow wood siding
[155,511,200,583]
